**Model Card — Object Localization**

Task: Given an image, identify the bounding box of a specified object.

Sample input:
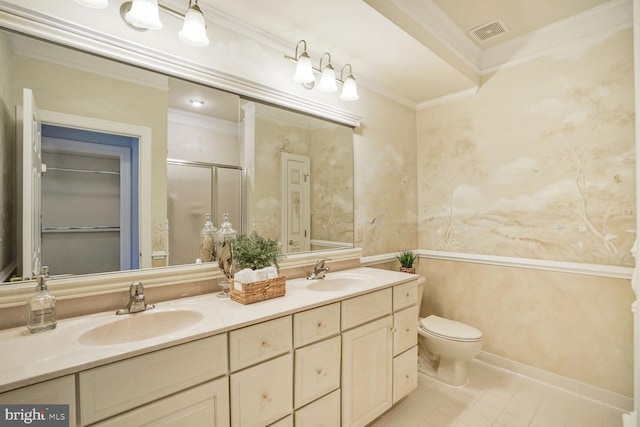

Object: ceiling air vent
[469,18,509,42]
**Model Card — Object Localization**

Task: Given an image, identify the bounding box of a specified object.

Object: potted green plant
[227,232,286,304]
[396,251,416,274]
[232,231,283,270]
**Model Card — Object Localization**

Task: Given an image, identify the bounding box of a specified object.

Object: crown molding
[480,0,633,73]
[417,86,479,110]
[390,0,482,73]
[0,2,361,128]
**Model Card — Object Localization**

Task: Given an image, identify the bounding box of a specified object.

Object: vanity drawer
[293,303,340,348]
[393,281,418,311]
[229,315,292,371]
[393,346,418,404]
[230,353,293,427]
[294,389,340,427]
[294,336,341,408]
[341,288,392,331]
[79,334,227,426]
[394,306,418,356]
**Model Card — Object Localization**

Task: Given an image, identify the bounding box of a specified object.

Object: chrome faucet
[307,258,332,280]
[116,281,155,315]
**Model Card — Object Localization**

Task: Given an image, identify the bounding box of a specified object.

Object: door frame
[38,110,152,269]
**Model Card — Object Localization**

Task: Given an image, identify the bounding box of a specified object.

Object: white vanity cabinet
[0,375,76,426]
[79,334,228,426]
[341,288,394,427]
[0,272,422,427]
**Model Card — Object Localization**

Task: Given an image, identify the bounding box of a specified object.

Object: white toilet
[417,283,483,387]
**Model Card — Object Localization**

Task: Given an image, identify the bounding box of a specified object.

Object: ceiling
[189,0,619,107]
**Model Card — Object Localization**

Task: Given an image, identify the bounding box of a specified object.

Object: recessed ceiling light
[189,99,205,107]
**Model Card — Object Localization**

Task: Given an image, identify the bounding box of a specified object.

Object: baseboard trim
[476,351,633,412]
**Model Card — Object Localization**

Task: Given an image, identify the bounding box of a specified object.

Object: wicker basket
[229,275,286,305]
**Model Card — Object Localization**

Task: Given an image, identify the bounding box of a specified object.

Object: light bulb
[293,52,315,84]
[339,75,359,101]
[318,65,337,93]
[179,4,209,47]
[125,0,162,30]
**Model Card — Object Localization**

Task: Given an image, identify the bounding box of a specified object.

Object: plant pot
[400,267,415,274]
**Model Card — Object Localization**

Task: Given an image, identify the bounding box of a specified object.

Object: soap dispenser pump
[26,266,57,333]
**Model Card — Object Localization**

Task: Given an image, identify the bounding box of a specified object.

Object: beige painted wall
[12,55,169,258]
[0,32,15,279]
[416,29,635,396]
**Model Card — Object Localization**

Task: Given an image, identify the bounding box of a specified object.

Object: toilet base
[417,342,470,387]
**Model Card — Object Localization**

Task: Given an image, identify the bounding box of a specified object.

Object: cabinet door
[93,377,229,427]
[294,336,341,408]
[341,316,393,427]
[294,389,340,427]
[79,334,226,425]
[230,353,293,427]
[393,306,418,356]
[393,346,418,404]
[0,375,76,426]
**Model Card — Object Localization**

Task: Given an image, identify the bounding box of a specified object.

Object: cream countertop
[0,267,422,394]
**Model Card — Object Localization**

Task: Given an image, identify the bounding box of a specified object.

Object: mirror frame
[0,4,362,307]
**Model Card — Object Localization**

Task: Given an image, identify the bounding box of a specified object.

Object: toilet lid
[420,315,482,341]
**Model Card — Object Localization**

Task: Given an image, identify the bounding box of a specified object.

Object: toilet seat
[419,315,482,342]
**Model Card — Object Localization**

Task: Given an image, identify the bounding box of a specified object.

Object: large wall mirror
[0,27,354,285]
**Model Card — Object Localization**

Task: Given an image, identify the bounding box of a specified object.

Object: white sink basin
[78,309,205,346]
[306,273,374,292]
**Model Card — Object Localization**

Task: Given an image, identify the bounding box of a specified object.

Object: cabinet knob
[261,340,270,350]
[316,369,326,377]
[261,393,272,408]
[317,322,324,329]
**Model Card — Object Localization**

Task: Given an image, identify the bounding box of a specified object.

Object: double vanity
[0,267,424,427]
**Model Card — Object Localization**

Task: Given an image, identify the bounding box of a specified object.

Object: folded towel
[234,269,258,290]
[263,266,278,279]
[254,268,267,281]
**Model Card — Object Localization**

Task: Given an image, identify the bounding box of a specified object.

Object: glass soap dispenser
[26,266,57,333]
[199,213,217,263]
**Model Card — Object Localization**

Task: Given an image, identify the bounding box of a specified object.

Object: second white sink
[305,273,374,292]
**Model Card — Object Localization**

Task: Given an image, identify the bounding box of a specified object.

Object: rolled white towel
[234,268,258,290]
[263,266,278,279]
[254,268,267,281]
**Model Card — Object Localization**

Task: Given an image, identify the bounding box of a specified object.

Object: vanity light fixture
[74,0,109,9]
[75,0,210,46]
[285,40,359,101]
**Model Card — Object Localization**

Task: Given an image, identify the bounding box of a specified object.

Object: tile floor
[369,361,624,427]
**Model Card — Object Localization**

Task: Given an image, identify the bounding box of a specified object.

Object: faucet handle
[316,258,332,268]
[130,281,144,297]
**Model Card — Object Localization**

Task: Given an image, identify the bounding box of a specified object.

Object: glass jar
[199,213,217,262]
[215,213,237,278]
